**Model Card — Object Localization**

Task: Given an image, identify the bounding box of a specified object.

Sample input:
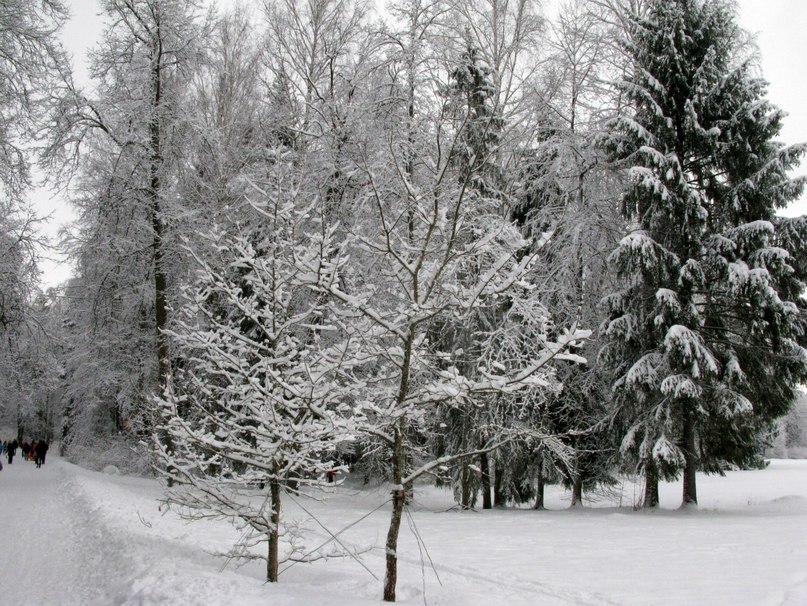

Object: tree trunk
[480,451,492,510]
[148,49,176,487]
[643,460,659,508]
[384,486,405,602]
[384,324,417,603]
[404,13,417,245]
[460,463,472,509]
[267,480,281,582]
[16,412,24,443]
[682,408,698,507]
[493,464,505,507]
[383,418,406,602]
[15,374,24,442]
[533,467,545,510]
[151,194,169,386]
[149,45,169,389]
[570,474,584,508]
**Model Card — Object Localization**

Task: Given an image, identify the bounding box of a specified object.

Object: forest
[1,0,806,601]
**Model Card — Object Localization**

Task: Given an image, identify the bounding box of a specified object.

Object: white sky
[740,0,807,218]
[30,0,807,288]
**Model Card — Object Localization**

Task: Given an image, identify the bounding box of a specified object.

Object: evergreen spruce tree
[447,40,504,198]
[602,0,807,507]
[429,40,506,510]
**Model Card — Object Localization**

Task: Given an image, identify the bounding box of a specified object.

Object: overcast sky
[31,0,807,288]
[740,0,807,218]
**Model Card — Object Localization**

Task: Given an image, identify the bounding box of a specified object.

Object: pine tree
[429,39,506,510]
[602,0,807,507]
[508,0,626,508]
[447,40,504,198]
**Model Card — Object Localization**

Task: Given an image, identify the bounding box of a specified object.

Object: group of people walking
[1,438,49,468]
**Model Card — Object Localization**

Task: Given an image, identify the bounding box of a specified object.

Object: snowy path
[0,456,130,604]
[0,456,277,605]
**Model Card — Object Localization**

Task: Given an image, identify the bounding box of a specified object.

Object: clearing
[1,456,806,605]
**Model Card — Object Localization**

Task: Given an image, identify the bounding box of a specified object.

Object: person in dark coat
[35,441,49,468]
[6,439,18,464]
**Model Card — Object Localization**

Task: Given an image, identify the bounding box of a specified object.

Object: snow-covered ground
[1,455,806,605]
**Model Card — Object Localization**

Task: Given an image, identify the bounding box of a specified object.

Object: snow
[2,455,807,605]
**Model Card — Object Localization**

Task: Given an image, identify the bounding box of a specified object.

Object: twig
[136,511,153,528]
[279,493,389,580]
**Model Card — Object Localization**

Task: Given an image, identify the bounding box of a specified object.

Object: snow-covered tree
[181,5,269,223]
[294,34,590,596]
[50,1,211,460]
[1,0,69,193]
[155,154,357,582]
[1,0,69,330]
[505,0,627,508]
[602,0,807,507]
[0,0,70,445]
[425,39,507,509]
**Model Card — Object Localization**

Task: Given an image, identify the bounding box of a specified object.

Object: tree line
[1,0,806,601]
